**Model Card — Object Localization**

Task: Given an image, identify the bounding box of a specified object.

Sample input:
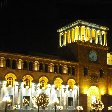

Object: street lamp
[2,95,11,112]
[54,97,59,112]
[76,106,83,112]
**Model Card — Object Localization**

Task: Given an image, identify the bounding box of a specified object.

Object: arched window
[63,65,68,74]
[54,77,63,90]
[61,34,64,46]
[0,57,5,67]
[54,65,58,73]
[29,62,33,71]
[72,66,75,75]
[5,73,17,87]
[23,75,33,89]
[12,60,16,69]
[45,64,48,72]
[23,61,28,70]
[59,65,62,74]
[68,66,72,75]
[100,69,104,78]
[39,76,48,89]
[49,63,54,73]
[17,59,23,69]
[39,63,43,72]
[84,67,88,76]
[67,79,76,90]
[6,59,11,68]
[34,61,39,71]
[102,34,104,45]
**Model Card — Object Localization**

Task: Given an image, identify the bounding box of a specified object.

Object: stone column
[84,26,86,41]
[95,30,98,44]
[59,33,62,47]
[104,31,107,46]
[81,26,85,41]
[86,27,89,41]
[71,28,75,42]
[64,32,67,46]
[68,30,71,43]
[90,28,92,43]
[75,26,78,41]
[100,30,102,45]
[79,26,81,40]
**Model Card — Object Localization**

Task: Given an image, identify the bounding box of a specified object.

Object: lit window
[63,65,68,74]
[5,73,17,87]
[17,59,23,69]
[39,76,48,89]
[23,75,33,89]
[49,63,54,72]
[0,57,5,67]
[23,96,30,106]
[34,61,39,71]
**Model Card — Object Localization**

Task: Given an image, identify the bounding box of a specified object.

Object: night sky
[0,0,112,56]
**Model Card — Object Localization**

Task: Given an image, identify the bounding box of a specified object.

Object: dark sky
[1,0,112,55]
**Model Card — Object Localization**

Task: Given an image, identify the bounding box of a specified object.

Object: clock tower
[57,20,109,111]
[57,20,108,64]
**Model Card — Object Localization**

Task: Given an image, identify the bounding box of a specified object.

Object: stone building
[0,20,112,112]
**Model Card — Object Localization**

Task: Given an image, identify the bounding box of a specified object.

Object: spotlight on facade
[76,106,83,111]
[53,97,59,112]
[2,95,11,112]
[108,106,112,110]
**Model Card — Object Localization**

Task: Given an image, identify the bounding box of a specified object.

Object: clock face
[89,50,97,62]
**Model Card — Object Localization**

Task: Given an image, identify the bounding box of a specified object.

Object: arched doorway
[87,86,100,111]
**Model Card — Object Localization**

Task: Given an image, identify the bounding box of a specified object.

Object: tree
[32,93,49,112]
[91,99,104,112]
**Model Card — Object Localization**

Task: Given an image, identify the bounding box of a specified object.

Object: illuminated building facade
[0,20,112,112]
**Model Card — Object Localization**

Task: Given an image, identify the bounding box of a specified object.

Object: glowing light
[76,106,83,110]
[108,106,112,110]
[39,76,48,89]
[54,77,63,90]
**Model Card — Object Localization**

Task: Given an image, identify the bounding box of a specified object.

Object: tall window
[54,65,58,73]
[12,60,16,69]
[6,59,11,68]
[29,62,33,71]
[18,59,23,69]
[92,37,95,44]
[34,61,39,71]
[68,66,72,75]
[59,65,62,74]
[23,61,28,70]
[61,34,64,46]
[63,65,68,74]
[49,63,54,72]
[0,57,5,67]
[102,34,104,45]
[39,63,43,71]
[98,35,100,44]
[84,67,88,76]
[68,97,73,106]
[100,69,104,77]
[45,64,48,72]
[72,66,75,75]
